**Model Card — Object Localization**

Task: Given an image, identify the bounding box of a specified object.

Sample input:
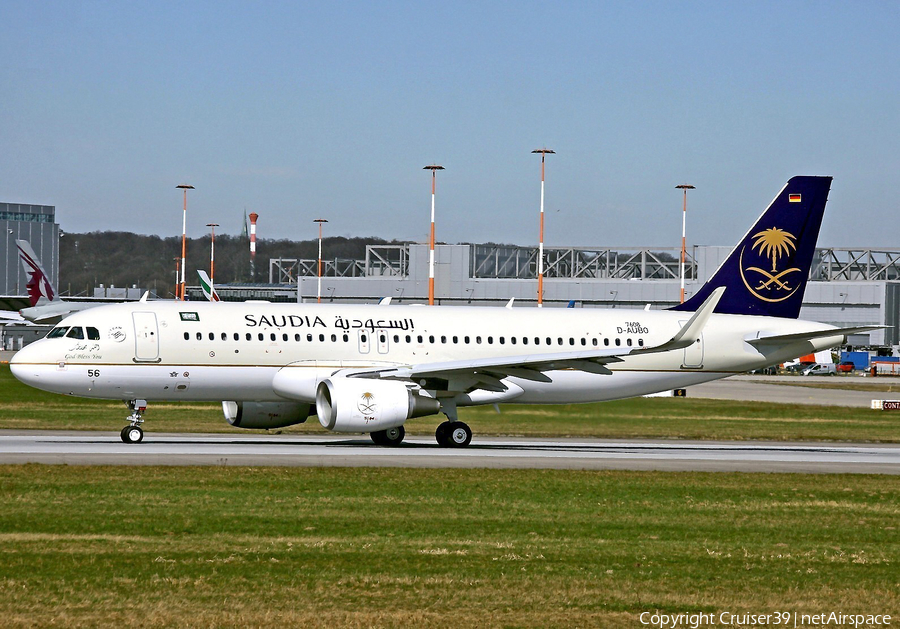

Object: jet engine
[316,378,440,433]
[222,401,312,430]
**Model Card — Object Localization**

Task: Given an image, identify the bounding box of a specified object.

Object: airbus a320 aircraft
[10,176,878,447]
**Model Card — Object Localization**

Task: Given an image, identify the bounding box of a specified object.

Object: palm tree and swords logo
[357,391,377,420]
[739,226,802,302]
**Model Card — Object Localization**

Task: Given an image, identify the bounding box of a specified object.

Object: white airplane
[10,176,879,447]
[15,240,104,323]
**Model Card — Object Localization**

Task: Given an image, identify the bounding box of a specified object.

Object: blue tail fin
[671,175,832,319]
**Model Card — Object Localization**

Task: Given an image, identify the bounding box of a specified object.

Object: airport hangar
[202,242,900,350]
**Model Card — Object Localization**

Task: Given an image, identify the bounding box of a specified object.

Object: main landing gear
[370,425,405,446]
[121,399,147,444]
[434,399,472,447]
[435,420,472,448]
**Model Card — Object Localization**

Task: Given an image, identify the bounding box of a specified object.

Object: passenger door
[132,312,160,362]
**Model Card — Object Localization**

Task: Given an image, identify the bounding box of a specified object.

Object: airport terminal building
[0,202,59,299]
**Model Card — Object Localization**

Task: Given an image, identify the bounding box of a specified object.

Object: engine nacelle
[316,378,440,433]
[223,401,312,430]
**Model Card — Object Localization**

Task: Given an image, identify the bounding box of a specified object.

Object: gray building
[264,243,900,348]
[0,203,59,297]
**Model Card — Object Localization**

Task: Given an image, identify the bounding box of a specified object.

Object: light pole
[176,184,194,300]
[173,257,181,300]
[314,218,328,303]
[423,164,444,305]
[532,148,555,307]
[206,223,219,285]
[675,184,695,303]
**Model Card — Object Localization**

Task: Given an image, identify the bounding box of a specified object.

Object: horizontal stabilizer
[746,325,886,347]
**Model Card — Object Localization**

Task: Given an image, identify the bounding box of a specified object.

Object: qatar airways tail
[10,176,881,447]
[16,240,109,323]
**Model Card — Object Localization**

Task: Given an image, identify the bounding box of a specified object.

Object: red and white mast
[175,184,194,300]
[423,164,444,306]
[531,149,554,307]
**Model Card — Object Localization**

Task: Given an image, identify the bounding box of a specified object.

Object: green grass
[1,365,898,442]
[0,465,896,627]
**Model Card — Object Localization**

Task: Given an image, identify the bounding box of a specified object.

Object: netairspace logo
[638,611,892,628]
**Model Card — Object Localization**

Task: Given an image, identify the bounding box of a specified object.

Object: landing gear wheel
[121,425,144,444]
[447,421,472,448]
[435,421,452,447]
[371,425,405,447]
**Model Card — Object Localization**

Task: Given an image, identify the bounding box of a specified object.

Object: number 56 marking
[87,369,101,378]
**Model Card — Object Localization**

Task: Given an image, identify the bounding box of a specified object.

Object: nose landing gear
[121,399,147,444]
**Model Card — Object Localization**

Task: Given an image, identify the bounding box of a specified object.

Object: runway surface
[1,431,898,474]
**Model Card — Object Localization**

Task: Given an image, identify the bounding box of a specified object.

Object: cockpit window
[86,327,100,340]
[47,327,69,339]
[66,327,85,340]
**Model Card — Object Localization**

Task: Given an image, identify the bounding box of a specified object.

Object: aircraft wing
[340,287,725,392]
[745,325,887,347]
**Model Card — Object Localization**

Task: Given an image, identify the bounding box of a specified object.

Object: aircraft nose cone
[9,344,45,387]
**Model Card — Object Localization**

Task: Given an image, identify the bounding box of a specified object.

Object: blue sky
[1,1,898,249]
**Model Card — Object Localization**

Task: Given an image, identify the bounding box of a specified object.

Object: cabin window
[281,333,288,342]
[270,333,276,342]
[638,339,644,347]
[65,327,84,340]
[534,337,540,345]
[440,335,446,344]
[234,333,240,341]
[361,334,367,343]
[255,333,262,341]
[487,336,493,344]
[521,337,526,345]
[464,336,470,344]
[604,338,610,346]
[581,338,586,346]
[87,327,100,340]
[295,334,301,342]
[319,334,325,342]
[557,338,563,345]
[429,335,435,343]
[343,334,349,342]
[380,334,387,343]
[47,327,69,339]
[246,333,252,341]
[546,337,552,345]
[592,338,598,347]
[417,335,423,343]
[329,334,335,342]
[511,337,517,345]
[222,333,227,341]
[626,338,632,346]
[615,338,621,346]
[197,332,202,341]
[499,337,505,345]
[476,336,482,344]
[405,335,411,343]
[569,338,575,346]
[183,332,190,341]
[307,334,313,342]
